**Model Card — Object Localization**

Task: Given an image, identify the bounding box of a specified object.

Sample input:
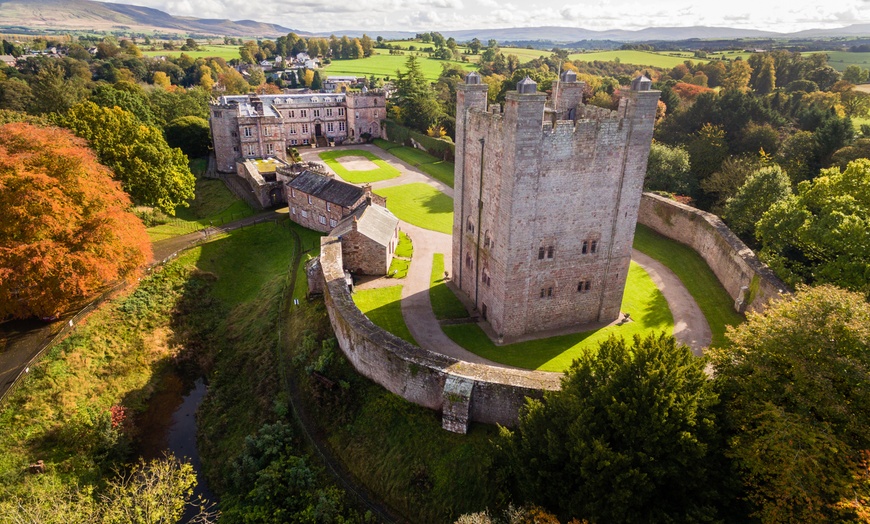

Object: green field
[633,224,744,346]
[141,44,240,61]
[318,149,401,183]
[569,50,692,68]
[443,262,673,371]
[803,51,870,72]
[352,285,417,344]
[324,54,477,82]
[376,141,456,187]
[374,183,454,235]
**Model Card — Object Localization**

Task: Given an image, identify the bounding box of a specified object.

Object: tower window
[547,246,554,259]
[591,240,598,253]
[538,247,545,259]
[578,280,591,293]
[582,240,588,254]
[540,287,553,298]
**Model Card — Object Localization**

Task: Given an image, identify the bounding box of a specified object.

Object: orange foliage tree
[0,123,152,319]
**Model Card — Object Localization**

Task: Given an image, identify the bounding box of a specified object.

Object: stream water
[138,371,216,521]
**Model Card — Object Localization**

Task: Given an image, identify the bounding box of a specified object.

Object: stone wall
[320,237,560,433]
[340,227,394,275]
[236,160,284,208]
[637,193,789,313]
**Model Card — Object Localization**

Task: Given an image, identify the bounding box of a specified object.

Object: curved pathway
[304,143,712,363]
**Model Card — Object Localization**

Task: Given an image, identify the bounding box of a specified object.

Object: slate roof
[287,170,364,208]
[331,204,399,247]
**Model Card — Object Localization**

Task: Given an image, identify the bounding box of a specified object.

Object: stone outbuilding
[331,205,400,276]
[286,170,385,232]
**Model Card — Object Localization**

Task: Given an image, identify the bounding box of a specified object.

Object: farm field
[324,54,476,82]
[141,44,240,60]
[568,50,693,68]
[802,50,870,71]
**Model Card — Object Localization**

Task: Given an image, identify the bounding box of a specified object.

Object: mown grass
[395,231,413,258]
[352,286,417,344]
[430,253,469,320]
[388,258,410,279]
[318,149,401,183]
[375,141,456,187]
[146,158,253,242]
[287,303,502,524]
[443,262,673,371]
[375,183,454,235]
[633,224,744,346]
[323,54,477,82]
[141,44,240,61]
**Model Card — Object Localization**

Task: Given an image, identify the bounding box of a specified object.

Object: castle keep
[453,72,660,341]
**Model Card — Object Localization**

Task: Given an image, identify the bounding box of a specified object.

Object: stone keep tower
[452,71,660,341]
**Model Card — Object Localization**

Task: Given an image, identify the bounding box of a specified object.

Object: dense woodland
[0,31,869,523]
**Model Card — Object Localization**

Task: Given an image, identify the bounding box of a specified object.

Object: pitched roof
[287,170,364,208]
[331,204,399,247]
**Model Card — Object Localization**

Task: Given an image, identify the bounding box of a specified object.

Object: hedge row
[384,120,455,162]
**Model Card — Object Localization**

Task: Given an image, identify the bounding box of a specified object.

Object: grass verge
[430,253,468,320]
[633,224,744,346]
[373,138,400,150]
[376,141,455,187]
[418,161,455,187]
[395,231,413,258]
[352,286,416,344]
[375,183,454,235]
[388,258,410,279]
[444,262,673,371]
[318,149,401,184]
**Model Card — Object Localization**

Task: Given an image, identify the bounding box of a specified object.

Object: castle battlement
[452,72,660,341]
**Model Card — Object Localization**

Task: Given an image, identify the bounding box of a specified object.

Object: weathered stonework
[453,73,660,341]
[319,236,561,433]
[637,193,789,312]
[210,91,387,174]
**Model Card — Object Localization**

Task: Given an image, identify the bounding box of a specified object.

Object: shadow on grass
[352,285,417,345]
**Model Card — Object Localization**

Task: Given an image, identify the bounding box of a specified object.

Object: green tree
[247,66,265,87]
[843,64,869,84]
[58,102,195,214]
[757,159,870,291]
[710,285,870,523]
[0,77,33,112]
[164,116,211,158]
[28,61,87,114]
[311,70,322,91]
[722,164,792,238]
[393,55,444,132]
[645,141,694,196]
[89,83,155,124]
[504,334,723,523]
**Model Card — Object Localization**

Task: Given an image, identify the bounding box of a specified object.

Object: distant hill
[0,0,306,37]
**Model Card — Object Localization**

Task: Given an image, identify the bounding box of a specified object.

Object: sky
[107,0,870,34]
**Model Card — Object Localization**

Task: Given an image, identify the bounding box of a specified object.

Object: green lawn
[375,141,456,187]
[374,183,454,235]
[395,231,413,258]
[141,44,240,61]
[633,224,744,346]
[388,258,410,279]
[146,158,253,242]
[385,146,440,166]
[443,262,673,371]
[324,54,477,82]
[318,149,401,183]
[430,253,468,320]
[352,285,417,344]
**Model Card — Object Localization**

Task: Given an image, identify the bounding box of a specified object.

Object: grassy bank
[633,224,744,346]
[284,302,504,523]
[375,183,454,234]
[430,253,469,320]
[375,140,456,187]
[352,286,417,344]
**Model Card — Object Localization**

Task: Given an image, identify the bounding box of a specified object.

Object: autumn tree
[58,101,195,214]
[710,285,870,523]
[503,334,724,523]
[0,123,151,319]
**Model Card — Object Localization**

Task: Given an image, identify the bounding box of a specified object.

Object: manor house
[453,71,660,341]
[210,91,386,174]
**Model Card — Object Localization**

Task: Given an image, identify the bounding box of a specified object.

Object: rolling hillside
[0,0,303,37]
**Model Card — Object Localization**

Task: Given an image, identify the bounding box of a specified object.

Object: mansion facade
[210,91,386,173]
